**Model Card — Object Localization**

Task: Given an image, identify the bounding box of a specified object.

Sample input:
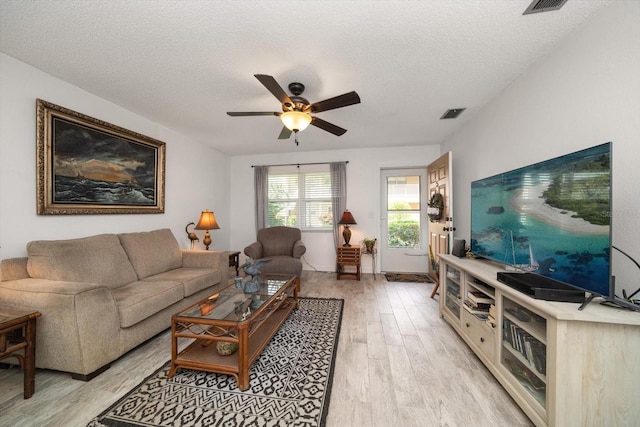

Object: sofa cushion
[111,281,183,328]
[143,268,221,297]
[27,234,138,289]
[118,229,182,279]
[258,256,303,277]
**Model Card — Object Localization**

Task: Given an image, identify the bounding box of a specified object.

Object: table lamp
[195,209,220,250]
[338,210,357,247]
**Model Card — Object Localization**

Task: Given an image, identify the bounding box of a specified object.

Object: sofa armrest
[0,278,120,375]
[1,257,30,281]
[182,250,230,281]
[244,241,263,260]
[292,240,306,259]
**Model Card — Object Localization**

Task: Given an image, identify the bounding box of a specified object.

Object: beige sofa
[0,228,229,380]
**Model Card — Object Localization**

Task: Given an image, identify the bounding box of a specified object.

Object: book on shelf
[465,300,492,321]
[467,291,493,305]
[511,323,522,352]
[463,302,489,319]
[503,318,547,375]
[464,300,490,313]
[465,299,492,310]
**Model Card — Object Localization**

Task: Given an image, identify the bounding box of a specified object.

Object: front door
[380,168,429,273]
[427,152,453,281]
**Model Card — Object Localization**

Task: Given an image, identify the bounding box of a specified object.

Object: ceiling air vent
[440,108,466,120]
[523,0,569,15]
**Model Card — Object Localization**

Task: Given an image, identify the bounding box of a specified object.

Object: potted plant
[363,237,377,253]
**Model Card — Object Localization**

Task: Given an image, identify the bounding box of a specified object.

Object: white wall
[442,1,640,295]
[4,1,637,288]
[0,52,443,274]
[229,145,441,272]
[0,54,231,259]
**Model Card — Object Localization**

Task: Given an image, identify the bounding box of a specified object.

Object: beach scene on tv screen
[471,143,611,296]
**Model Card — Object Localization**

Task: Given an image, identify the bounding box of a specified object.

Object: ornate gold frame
[36,99,165,215]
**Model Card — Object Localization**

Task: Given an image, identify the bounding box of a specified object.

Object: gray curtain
[254,166,268,232]
[330,162,347,249]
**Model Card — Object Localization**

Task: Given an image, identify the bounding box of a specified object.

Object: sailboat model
[518,245,540,272]
[507,231,539,272]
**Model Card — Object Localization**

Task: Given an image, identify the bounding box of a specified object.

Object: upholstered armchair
[243,226,306,290]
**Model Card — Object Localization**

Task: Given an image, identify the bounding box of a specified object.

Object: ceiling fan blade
[311,117,347,136]
[254,74,294,107]
[278,126,292,140]
[309,91,361,113]
[227,112,279,116]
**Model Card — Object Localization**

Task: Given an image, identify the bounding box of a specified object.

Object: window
[267,165,332,230]
[386,175,421,248]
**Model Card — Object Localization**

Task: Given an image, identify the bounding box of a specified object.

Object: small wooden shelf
[336,245,361,280]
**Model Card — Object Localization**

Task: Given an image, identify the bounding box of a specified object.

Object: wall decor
[36,99,165,215]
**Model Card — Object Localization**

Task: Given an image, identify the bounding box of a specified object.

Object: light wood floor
[0,271,533,427]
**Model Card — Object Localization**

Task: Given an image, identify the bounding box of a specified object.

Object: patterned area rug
[88,298,343,427]
[384,272,434,283]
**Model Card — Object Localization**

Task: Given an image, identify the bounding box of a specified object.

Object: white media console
[438,254,640,427]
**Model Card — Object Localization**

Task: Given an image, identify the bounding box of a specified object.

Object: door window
[386,175,422,248]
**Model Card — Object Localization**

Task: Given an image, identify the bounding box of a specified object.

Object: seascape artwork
[471,143,611,296]
[52,117,157,206]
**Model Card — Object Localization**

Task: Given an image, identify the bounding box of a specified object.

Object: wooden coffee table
[168,274,297,390]
[0,308,41,399]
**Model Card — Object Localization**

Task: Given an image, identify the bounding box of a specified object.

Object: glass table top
[177,275,294,322]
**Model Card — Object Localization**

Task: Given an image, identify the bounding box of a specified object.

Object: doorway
[427,152,453,281]
[380,168,429,273]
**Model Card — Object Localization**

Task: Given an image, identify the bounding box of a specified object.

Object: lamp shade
[195,209,220,230]
[280,111,312,132]
[338,210,357,225]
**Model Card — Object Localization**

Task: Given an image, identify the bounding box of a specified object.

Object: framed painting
[36,99,165,215]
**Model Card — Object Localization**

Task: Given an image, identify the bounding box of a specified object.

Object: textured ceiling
[0,0,609,155]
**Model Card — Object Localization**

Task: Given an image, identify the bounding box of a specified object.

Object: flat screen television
[471,142,613,305]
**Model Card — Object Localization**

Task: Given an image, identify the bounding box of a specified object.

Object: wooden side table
[0,308,41,399]
[336,245,361,280]
[229,251,241,276]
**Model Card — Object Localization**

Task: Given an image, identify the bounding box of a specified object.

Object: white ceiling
[0,0,609,156]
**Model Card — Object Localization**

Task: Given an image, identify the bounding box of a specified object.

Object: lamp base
[203,231,212,250]
[342,226,352,247]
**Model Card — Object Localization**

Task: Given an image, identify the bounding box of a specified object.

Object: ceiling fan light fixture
[280,111,312,132]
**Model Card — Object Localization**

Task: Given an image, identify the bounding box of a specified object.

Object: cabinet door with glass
[440,261,462,322]
[500,296,548,420]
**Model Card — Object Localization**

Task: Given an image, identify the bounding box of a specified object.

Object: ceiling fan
[227,74,361,145]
